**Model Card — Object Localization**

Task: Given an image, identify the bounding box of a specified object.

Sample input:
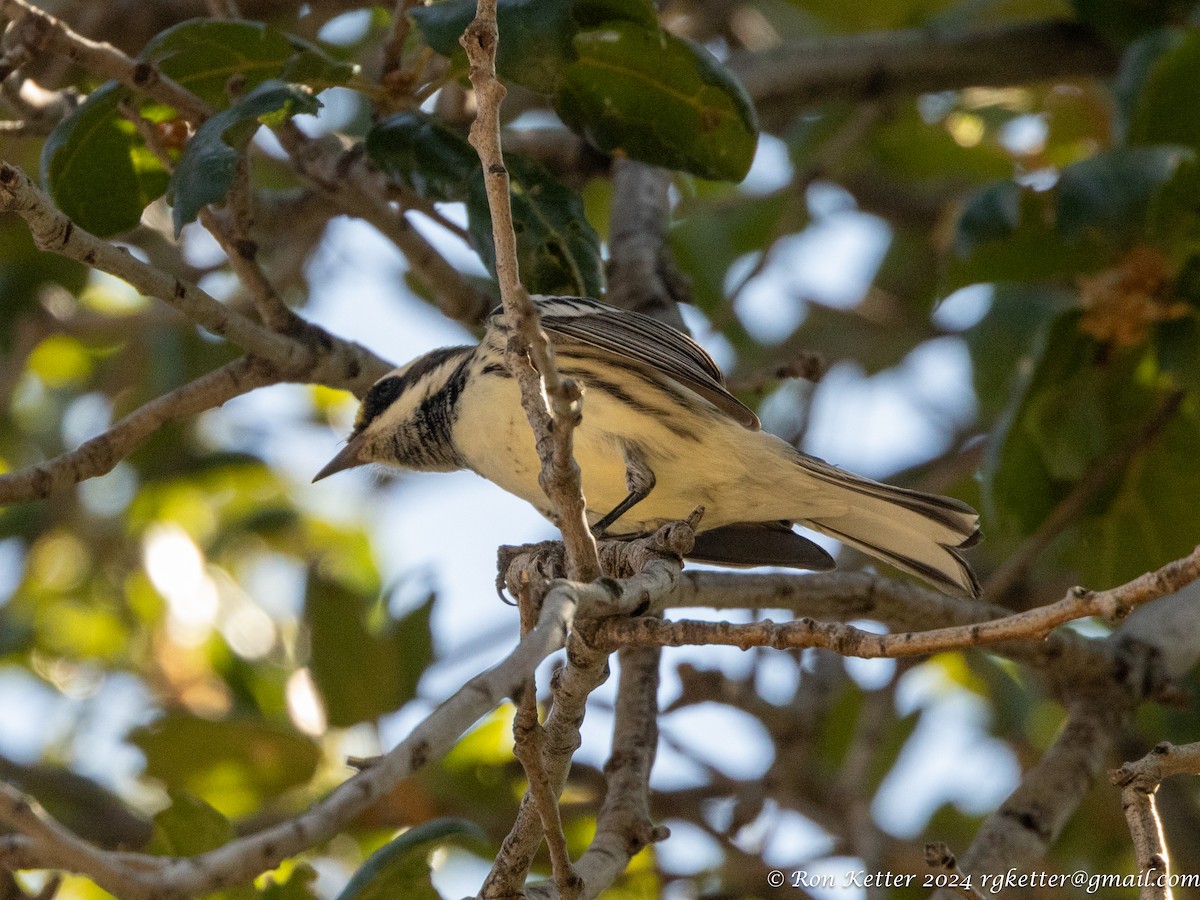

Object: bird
[314,295,981,598]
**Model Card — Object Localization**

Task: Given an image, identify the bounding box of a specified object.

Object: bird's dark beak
[313,434,368,483]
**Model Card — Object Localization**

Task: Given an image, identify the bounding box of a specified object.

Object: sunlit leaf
[305,575,434,728]
[39,83,171,236]
[129,713,321,817]
[147,792,236,856]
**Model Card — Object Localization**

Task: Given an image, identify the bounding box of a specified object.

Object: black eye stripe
[355,376,406,430]
[354,345,473,432]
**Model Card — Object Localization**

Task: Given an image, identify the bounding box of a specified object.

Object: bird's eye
[355,375,406,431]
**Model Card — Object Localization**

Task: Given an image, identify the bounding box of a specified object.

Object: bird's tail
[795,457,982,599]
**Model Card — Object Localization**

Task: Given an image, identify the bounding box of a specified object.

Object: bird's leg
[592,444,656,536]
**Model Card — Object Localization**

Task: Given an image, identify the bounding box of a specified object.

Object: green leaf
[965,284,1075,422]
[365,111,478,202]
[1061,397,1200,587]
[148,795,256,898]
[305,575,434,728]
[335,819,487,900]
[466,153,604,297]
[982,311,1166,540]
[0,215,88,343]
[39,83,172,236]
[556,21,758,182]
[1056,146,1189,241]
[147,793,236,856]
[259,865,320,900]
[39,19,351,238]
[945,185,1108,293]
[410,0,576,94]
[129,713,320,818]
[1154,314,1200,394]
[953,180,1022,256]
[142,18,356,108]
[169,81,320,235]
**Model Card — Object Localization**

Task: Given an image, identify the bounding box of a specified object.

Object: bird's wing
[530,296,761,430]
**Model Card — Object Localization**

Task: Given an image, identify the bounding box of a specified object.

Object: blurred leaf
[148,795,256,899]
[305,575,434,727]
[0,215,88,337]
[169,81,321,235]
[981,309,1189,565]
[410,0,576,93]
[556,21,758,182]
[365,111,478,202]
[1154,314,1200,393]
[947,185,1103,294]
[1116,29,1182,134]
[1056,146,1189,241]
[867,103,1012,183]
[141,18,356,107]
[334,819,487,900]
[953,180,1022,256]
[467,153,604,297]
[965,284,1074,421]
[40,83,171,236]
[1070,0,1191,46]
[130,713,320,818]
[258,864,320,899]
[1060,396,1200,587]
[147,792,236,855]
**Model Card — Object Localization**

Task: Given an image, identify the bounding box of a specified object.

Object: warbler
[315,296,981,598]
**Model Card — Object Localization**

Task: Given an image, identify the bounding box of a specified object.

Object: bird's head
[312,345,472,482]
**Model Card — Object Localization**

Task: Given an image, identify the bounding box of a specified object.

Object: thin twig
[273,123,493,325]
[460,0,601,584]
[511,586,581,900]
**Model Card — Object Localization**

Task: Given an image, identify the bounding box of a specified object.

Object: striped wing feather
[533,296,762,430]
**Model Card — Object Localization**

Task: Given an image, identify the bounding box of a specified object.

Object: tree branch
[0,0,212,122]
[0,162,390,394]
[731,19,1119,130]
[606,160,687,328]
[934,696,1128,899]
[1111,741,1200,900]
[0,356,277,504]
[482,522,692,897]
[0,582,581,898]
[655,564,1191,703]
[460,0,600,583]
